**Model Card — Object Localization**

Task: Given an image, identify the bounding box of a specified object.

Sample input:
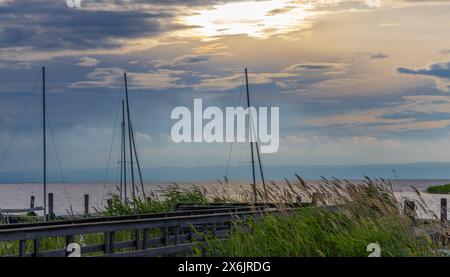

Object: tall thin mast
[245,68,257,203]
[124,73,136,198]
[122,100,127,200]
[42,67,47,220]
[119,100,125,200]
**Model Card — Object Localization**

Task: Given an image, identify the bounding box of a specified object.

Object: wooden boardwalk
[0,205,299,257]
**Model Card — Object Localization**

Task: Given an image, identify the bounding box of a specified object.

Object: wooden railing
[0,206,293,257]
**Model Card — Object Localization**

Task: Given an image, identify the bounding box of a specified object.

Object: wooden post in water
[30,196,35,209]
[84,194,89,216]
[441,198,447,223]
[48,193,54,219]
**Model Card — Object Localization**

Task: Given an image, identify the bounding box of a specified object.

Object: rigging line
[46,109,74,215]
[0,70,41,171]
[115,153,122,197]
[235,78,245,186]
[224,76,245,181]
[129,122,146,200]
[102,82,124,203]
[248,100,268,200]
[235,73,247,184]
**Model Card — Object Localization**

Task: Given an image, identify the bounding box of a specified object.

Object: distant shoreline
[3,162,450,182]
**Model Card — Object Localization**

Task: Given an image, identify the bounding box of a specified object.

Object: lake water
[0,179,449,218]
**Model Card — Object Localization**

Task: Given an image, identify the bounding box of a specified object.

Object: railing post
[104,231,115,255]
[19,240,26,257]
[143,229,149,249]
[48,193,54,219]
[174,225,180,245]
[84,194,89,216]
[441,198,447,223]
[135,229,142,250]
[188,225,194,241]
[163,226,169,246]
[212,223,217,236]
[66,235,75,245]
[64,235,75,257]
[33,239,40,257]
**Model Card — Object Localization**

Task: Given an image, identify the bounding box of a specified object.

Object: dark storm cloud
[0,0,182,51]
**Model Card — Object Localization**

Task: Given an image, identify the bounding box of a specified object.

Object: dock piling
[84,194,89,216]
[30,196,35,209]
[441,198,447,223]
[48,193,54,218]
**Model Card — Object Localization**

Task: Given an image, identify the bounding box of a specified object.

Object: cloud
[135,132,152,141]
[152,54,219,68]
[305,94,450,134]
[192,43,228,54]
[76,57,100,67]
[370,52,389,60]
[266,5,296,16]
[285,62,347,71]
[0,0,193,62]
[70,67,188,90]
[192,71,297,91]
[128,69,188,90]
[396,61,450,92]
[69,67,123,88]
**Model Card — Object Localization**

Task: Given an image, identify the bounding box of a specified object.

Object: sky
[1,0,450,175]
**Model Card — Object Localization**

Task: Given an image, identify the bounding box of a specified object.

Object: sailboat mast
[122,99,127,200]
[245,68,257,203]
[42,67,47,220]
[119,100,125,200]
[124,73,136,198]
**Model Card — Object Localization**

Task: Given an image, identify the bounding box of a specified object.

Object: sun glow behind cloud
[182,0,316,39]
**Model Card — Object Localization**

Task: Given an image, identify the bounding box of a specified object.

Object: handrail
[0,206,254,230]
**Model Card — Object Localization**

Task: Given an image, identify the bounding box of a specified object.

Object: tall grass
[201,177,445,257]
[101,185,209,216]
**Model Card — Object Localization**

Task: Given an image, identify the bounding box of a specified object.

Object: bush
[426,184,450,194]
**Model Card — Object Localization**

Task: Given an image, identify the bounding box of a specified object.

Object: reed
[101,185,209,216]
[200,177,446,257]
